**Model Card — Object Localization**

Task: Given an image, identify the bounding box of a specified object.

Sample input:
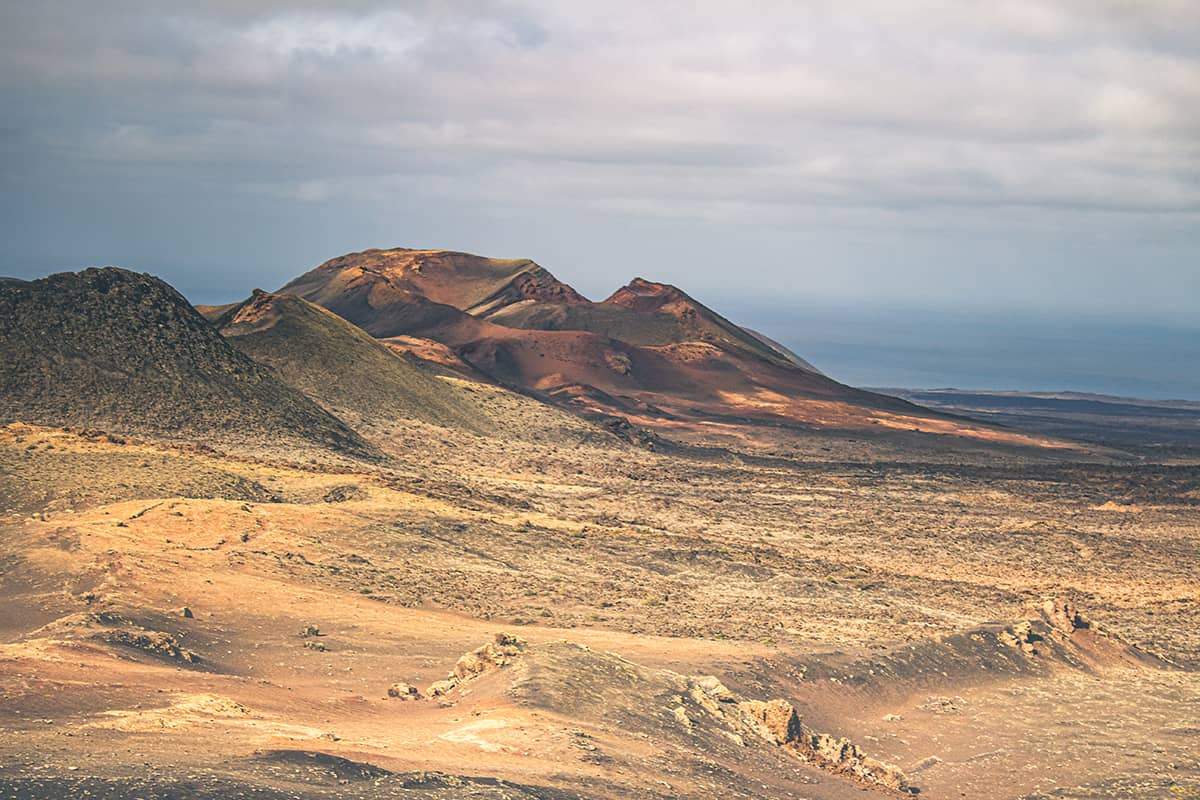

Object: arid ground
[1,256,1198,799]
[1,413,1197,800]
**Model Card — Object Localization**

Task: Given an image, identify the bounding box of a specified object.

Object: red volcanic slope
[278,248,955,433]
[283,248,585,321]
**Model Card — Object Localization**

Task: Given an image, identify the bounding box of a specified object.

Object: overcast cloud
[1,2,1197,348]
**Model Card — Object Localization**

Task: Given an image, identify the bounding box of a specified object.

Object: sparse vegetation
[0,259,1195,800]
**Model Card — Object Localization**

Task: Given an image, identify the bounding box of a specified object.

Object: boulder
[387,683,420,700]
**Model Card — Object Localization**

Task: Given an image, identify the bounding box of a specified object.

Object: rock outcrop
[737,699,803,745]
[98,628,201,664]
[416,633,527,699]
[687,676,913,792]
[452,632,526,680]
[1038,597,1092,636]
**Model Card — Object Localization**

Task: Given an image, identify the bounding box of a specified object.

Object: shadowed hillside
[213,290,600,443]
[214,290,493,433]
[0,268,374,459]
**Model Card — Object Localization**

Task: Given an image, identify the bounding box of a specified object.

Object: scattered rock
[322,485,367,503]
[918,695,964,714]
[911,755,943,772]
[97,629,201,664]
[387,683,421,700]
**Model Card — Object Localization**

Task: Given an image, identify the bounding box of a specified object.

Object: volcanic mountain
[281,248,587,324]
[282,249,808,366]
[279,247,1009,444]
[208,289,595,443]
[0,268,373,458]
[492,275,820,370]
[210,290,490,432]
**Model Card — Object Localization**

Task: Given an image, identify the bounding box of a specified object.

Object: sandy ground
[1,422,1198,799]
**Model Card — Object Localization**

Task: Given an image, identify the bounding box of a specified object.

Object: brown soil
[1,420,1196,799]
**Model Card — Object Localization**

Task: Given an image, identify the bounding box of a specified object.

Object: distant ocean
[734,305,1200,401]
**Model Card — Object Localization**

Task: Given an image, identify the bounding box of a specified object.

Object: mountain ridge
[276,246,1052,449]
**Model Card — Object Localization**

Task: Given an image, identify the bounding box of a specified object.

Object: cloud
[0,1,1197,318]
[6,2,1197,210]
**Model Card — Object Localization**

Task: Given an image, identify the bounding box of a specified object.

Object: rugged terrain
[207,289,593,444]
[0,269,372,460]
[278,249,1065,453]
[0,256,1197,799]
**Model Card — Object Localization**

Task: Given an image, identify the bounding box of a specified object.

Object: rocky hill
[281,248,587,319]
[213,290,490,431]
[0,268,374,458]
[283,250,808,367]
[278,248,1003,446]
[212,290,596,442]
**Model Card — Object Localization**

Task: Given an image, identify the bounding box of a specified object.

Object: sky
[1,2,1197,396]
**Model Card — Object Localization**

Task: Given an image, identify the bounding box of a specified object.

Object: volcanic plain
[1,251,1197,800]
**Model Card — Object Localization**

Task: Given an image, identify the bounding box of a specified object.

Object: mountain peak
[283,247,587,322]
[603,278,693,312]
